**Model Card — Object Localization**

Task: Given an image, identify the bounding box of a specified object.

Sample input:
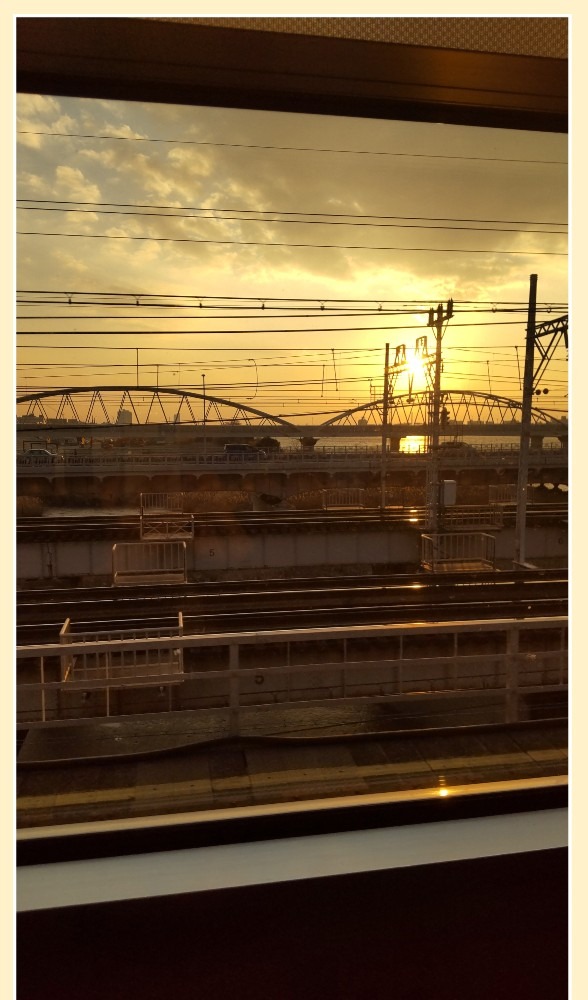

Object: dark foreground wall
[18,847,566,1000]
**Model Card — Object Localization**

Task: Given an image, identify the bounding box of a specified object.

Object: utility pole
[380,343,390,511]
[426,298,453,530]
[202,373,207,456]
[514,274,538,567]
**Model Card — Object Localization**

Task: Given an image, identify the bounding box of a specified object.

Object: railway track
[16,503,568,538]
[17,568,567,643]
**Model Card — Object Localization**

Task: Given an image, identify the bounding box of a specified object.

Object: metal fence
[421,532,496,571]
[112,541,187,585]
[139,492,185,513]
[442,508,503,531]
[57,615,184,717]
[139,515,195,541]
[322,488,366,508]
[16,445,568,477]
[17,616,567,730]
[489,484,518,504]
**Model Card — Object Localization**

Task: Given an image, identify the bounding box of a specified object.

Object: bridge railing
[17,616,567,731]
[15,444,568,474]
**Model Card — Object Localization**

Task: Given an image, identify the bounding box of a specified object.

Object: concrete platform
[17,715,567,829]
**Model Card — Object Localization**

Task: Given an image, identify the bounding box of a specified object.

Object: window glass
[16,95,568,830]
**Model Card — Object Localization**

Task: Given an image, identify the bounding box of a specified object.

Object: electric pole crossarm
[532,314,568,386]
[426,298,454,531]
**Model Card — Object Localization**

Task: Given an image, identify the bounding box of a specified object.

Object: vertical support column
[515,273,538,567]
[202,373,207,457]
[40,656,46,723]
[506,626,520,723]
[380,342,390,512]
[559,624,567,687]
[229,643,240,737]
[426,300,452,530]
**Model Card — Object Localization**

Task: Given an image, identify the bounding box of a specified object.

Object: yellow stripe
[17,753,567,814]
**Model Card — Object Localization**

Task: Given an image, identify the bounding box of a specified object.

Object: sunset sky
[16,92,568,424]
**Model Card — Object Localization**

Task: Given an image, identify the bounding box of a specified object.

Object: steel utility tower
[514,275,568,566]
[426,298,454,530]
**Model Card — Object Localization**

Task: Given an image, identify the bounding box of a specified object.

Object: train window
[11,30,571,1000]
[15,84,567,840]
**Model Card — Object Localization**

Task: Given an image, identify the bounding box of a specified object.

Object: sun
[405,352,425,394]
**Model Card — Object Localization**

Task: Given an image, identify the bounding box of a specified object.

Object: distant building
[17,413,45,425]
[116,408,132,425]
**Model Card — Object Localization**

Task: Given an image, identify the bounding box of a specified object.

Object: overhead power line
[16,130,568,165]
[16,205,567,237]
[16,290,569,308]
[16,320,552,337]
[17,199,568,229]
[17,231,567,256]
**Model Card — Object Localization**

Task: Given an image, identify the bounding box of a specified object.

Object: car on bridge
[18,448,63,464]
[437,440,477,452]
[223,444,268,460]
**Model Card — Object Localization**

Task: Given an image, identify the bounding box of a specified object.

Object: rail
[17,616,567,732]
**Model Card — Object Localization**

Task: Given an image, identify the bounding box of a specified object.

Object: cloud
[52,249,90,275]
[54,165,101,204]
[17,96,568,389]
[17,94,61,118]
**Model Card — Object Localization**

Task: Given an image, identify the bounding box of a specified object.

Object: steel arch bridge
[15,386,567,435]
[16,386,299,429]
[318,390,567,429]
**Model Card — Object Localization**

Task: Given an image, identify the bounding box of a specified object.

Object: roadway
[15,443,568,477]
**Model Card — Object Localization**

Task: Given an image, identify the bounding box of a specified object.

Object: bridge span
[17,386,568,448]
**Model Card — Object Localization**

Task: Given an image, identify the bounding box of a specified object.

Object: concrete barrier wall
[16,523,565,584]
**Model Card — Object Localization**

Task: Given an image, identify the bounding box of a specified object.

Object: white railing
[139,516,194,541]
[421,532,496,571]
[489,484,519,504]
[112,541,187,585]
[139,492,185,513]
[17,616,567,730]
[322,488,366,508]
[58,614,184,718]
[442,508,503,530]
